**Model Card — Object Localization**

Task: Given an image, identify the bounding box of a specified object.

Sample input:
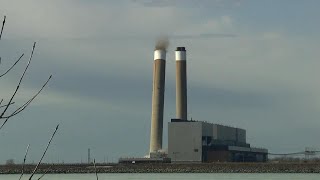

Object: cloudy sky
[0,0,320,163]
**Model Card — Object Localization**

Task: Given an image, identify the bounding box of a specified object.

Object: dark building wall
[204,150,267,162]
[206,151,231,162]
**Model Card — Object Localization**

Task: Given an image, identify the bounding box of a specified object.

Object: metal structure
[88,148,91,164]
[269,147,320,159]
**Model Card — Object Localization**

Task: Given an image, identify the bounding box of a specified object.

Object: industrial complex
[119,44,268,164]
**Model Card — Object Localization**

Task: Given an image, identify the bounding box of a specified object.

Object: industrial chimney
[175,47,187,120]
[149,48,166,154]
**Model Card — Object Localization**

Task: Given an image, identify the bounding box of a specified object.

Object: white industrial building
[168,119,268,162]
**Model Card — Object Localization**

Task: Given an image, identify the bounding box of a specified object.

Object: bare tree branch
[0,54,24,77]
[37,165,52,180]
[29,124,59,180]
[0,17,52,131]
[0,15,6,40]
[1,17,54,179]
[0,73,51,131]
[0,42,36,119]
[19,144,30,180]
[93,159,99,180]
[0,117,9,130]
[0,102,14,109]
[1,75,52,119]
[0,76,51,130]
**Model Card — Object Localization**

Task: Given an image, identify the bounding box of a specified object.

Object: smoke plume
[155,36,169,51]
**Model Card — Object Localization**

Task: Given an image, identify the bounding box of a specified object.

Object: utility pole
[88,148,91,164]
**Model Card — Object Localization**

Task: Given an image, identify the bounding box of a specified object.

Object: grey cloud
[133,0,243,8]
[189,85,272,109]
[171,33,237,39]
[132,0,178,7]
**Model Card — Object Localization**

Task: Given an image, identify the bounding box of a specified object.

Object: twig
[0,117,9,130]
[0,54,25,77]
[0,42,36,119]
[2,75,52,118]
[19,144,30,180]
[93,159,98,180]
[0,75,51,130]
[0,15,6,40]
[0,102,15,109]
[37,165,52,180]
[29,124,59,180]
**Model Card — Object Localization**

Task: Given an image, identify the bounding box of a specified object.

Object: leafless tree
[0,15,52,130]
[19,144,30,180]
[1,15,56,179]
[93,159,99,180]
[29,124,59,180]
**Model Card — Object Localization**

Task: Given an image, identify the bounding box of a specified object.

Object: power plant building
[167,46,267,162]
[168,120,268,162]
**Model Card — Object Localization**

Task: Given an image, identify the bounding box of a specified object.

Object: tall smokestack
[149,38,168,154]
[175,47,187,120]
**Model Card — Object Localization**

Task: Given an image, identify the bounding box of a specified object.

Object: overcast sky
[1,0,320,163]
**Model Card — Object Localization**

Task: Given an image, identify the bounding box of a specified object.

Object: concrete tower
[175,47,187,120]
[149,49,166,153]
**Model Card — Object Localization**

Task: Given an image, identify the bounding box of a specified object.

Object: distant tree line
[269,157,320,163]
